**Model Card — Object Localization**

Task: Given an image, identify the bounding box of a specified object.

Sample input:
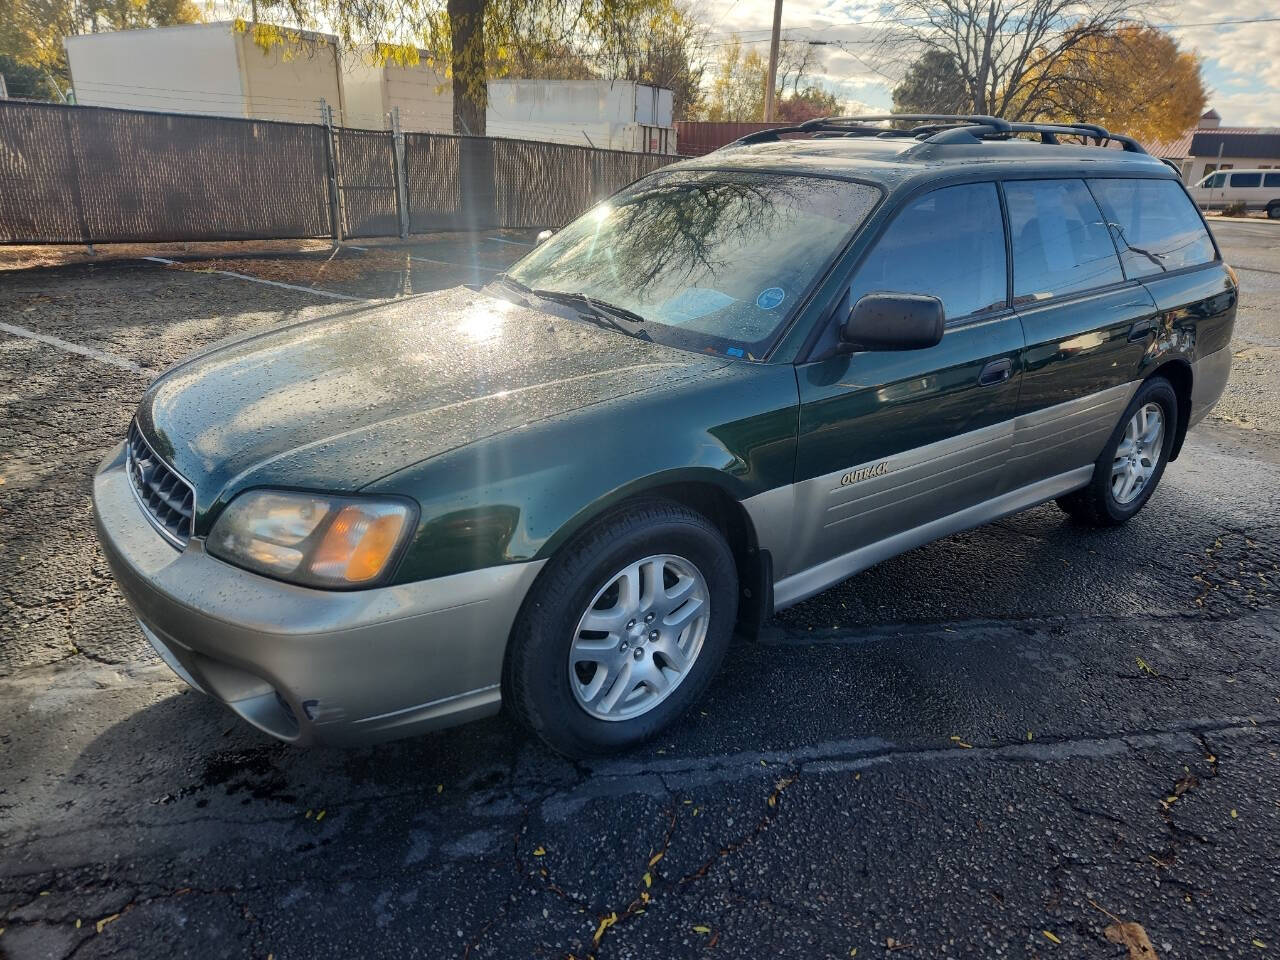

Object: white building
[64,24,678,152]
[65,23,346,126]
[1148,109,1280,183]
[486,80,676,153]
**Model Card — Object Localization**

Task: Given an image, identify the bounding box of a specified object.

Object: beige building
[342,50,452,133]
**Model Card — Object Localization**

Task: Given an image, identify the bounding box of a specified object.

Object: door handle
[1128,319,1155,343]
[978,358,1012,386]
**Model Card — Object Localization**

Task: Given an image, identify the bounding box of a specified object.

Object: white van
[1189,169,1280,218]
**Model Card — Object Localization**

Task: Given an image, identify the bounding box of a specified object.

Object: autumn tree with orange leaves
[1017,24,1206,142]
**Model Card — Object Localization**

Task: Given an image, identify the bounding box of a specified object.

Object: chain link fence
[0,100,332,244]
[0,99,678,246]
[404,132,673,232]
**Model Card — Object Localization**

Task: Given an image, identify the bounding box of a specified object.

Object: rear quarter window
[1087,178,1217,278]
[1004,179,1123,301]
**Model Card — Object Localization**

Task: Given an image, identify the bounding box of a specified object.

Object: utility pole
[763,0,784,121]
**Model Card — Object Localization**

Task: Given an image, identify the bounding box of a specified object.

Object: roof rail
[725,114,1147,154]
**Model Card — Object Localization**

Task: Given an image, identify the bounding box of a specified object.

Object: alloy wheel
[568,554,710,721]
[1112,401,1165,505]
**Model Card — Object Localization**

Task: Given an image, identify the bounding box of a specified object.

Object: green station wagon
[95,115,1236,757]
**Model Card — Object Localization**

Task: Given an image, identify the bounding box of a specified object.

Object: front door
[781,182,1024,604]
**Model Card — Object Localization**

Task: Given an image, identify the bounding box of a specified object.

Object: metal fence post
[320,97,343,244]
[391,106,409,240]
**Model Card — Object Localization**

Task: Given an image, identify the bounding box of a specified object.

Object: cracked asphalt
[2,221,1279,959]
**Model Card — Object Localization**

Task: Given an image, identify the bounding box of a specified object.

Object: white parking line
[142,257,364,301]
[0,320,152,375]
[408,254,503,272]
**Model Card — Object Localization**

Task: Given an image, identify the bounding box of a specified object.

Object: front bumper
[93,444,544,746]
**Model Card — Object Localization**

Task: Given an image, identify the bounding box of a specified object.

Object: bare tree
[874,0,1163,121]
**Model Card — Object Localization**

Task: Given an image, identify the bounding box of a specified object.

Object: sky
[695,0,1280,127]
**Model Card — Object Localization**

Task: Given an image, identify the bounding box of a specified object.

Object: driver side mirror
[840,293,945,353]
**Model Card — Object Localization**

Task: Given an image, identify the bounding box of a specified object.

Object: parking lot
[2,220,1279,959]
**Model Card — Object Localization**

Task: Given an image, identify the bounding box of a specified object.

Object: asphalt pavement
[1,221,1278,959]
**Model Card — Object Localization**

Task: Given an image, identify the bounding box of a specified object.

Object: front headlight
[207,490,416,588]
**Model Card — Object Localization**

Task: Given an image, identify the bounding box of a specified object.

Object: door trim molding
[769,465,1094,611]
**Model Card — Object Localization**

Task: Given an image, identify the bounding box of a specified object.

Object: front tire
[504,500,738,757]
[1267,203,1280,220]
[1056,376,1178,527]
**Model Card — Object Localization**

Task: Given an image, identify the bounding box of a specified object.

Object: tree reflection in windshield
[509,171,880,358]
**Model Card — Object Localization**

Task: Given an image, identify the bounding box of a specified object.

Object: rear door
[1004,178,1155,490]
[783,182,1023,595]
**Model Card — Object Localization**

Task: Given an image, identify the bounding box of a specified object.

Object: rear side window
[847,182,1006,322]
[1230,172,1262,188]
[1004,179,1123,301]
[1088,178,1217,278]
[1266,173,1280,188]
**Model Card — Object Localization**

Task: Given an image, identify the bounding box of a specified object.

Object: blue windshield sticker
[726,347,745,358]
[756,287,785,310]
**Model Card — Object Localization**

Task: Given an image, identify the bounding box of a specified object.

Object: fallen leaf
[533,846,546,856]
[315,809,326,821]
[1231,809,1239,819]
[648,851,664,867]
[592,913,617,946]
[693,925,712,935]
[1027,731,1034,741]
[1043,930,1062,944]
[436,784,444,794]
[75,919,81,929]
[1105,921,1159,959]
[643,872,652,888]
[850,949,858,957]
[96,913,120,935]
[1254,940,1266,949]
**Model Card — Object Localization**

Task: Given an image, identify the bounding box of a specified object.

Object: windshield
[506,170,880,360]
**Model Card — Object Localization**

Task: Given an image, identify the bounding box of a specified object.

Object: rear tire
[503,499,737,757]
[1055,377,1178,527]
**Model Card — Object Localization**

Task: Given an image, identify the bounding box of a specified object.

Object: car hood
[137,286,726,518]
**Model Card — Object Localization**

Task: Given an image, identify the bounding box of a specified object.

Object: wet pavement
[1,222,1279,959]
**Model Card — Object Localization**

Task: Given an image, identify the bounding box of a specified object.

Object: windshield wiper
[531,289,648,328]
[494,273,533,293]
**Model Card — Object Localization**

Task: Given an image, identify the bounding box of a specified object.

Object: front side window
[507,171,880,359]
[1199,172,1226,188]
[1088,178,1217,278]
[1230,172,1262,188]
[846,182,1007,322]
[1004,179,1123,302]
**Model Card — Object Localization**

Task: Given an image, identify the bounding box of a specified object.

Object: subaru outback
[95,114,1236,757]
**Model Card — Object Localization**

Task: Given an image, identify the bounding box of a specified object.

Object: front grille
[125,421,195,549]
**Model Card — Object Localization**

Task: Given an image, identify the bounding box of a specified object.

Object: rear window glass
[1087,178,1217,278]
[1005,179,1123,301]
[848,182,1007,321]
[1230,172,1262,188]
[1265,173,1280,188]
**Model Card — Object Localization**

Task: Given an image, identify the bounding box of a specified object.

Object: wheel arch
[533,472,773,639]
[1146,358,1193,461]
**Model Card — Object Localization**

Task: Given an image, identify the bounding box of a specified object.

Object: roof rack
[727,114,1147,154]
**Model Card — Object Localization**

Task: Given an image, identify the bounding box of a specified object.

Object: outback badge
[840,461,889,486]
